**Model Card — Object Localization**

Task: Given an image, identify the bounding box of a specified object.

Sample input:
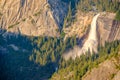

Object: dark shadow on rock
[48,0,80,30]
[107,20,120,42]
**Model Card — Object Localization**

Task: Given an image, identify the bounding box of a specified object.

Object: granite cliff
[64,12,120,45]
[0,0,68,36]
[83,53,120,80]
[0,0,119,43]
[98,13,120,45]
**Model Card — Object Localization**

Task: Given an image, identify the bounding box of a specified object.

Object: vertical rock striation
[107,20,120,42]
[0,0,68,36]
[98,13,120,45]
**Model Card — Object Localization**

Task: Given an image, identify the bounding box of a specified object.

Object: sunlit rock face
[64,12,93,39]
[98,13,120,45]
[83,57,120,80]
[0,0,68,36]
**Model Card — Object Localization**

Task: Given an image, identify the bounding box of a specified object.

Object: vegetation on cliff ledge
[77,0,120,12]
[115,9,120,21]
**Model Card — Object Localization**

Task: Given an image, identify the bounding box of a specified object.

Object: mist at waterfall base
[63,14,100,60]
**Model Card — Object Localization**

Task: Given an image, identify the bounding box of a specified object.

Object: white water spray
[78,14,100,56]
[63,14,100,60]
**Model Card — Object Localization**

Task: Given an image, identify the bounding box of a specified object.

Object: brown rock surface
[0,0,68,37]
[64,11,94,39]
[83,57,120,80]
[97,12,120,45]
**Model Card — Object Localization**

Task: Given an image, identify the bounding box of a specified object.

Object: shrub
[115,10,120,21]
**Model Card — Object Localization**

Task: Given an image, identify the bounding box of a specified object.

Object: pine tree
[115,9,120,21]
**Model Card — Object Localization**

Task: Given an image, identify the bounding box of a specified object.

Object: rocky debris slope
[82,55,120,80]
[0,0,68,36]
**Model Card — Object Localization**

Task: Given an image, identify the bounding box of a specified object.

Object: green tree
[63,2,72,28]
[51,51,56,62]
[115,9,120,21]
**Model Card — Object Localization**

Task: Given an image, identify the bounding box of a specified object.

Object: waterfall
[78,14,100,56]
[63,14,100,60]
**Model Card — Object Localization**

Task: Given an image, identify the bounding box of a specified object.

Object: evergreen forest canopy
[0,30,120,80]
[0,31,77,80]
[115,9,120,21]
[51,40,120,80]
[77,0,120,12]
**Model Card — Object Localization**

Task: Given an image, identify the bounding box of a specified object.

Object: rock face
[0,0,119,42]
[82,56,120,80]
[97,13,120,45]
[64,11,93,39]
[0,0,68,36]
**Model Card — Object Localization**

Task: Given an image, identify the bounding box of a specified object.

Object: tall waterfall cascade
[63,14,100,60]
[78,14,100,56]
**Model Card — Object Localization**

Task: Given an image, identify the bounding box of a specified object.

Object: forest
[0,30,120,80]
[0,31,76,80]
[51,40,120,80]
[77,0,120,12]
